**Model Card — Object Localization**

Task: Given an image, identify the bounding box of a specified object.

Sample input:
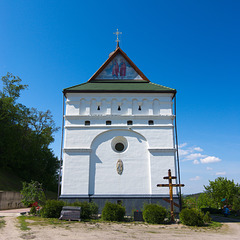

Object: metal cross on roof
[113,28,122,48]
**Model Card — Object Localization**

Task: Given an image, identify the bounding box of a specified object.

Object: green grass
[206,221,222,229]
[18,216,77,228]
[18,216,31,231]
[0,217,6,229]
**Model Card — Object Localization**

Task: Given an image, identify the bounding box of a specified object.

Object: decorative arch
[89,129,150,195]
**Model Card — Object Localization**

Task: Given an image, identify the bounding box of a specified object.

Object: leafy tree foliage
[0,73,59,191]
[204,177,240,208]
[21,181,46,206]
[196,192,215,209]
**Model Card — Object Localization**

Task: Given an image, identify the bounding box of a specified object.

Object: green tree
[203,177,240,208]
[196,192,215,209]
[21,181,46,206]
[0,73,59,191]
[182,196,197,209]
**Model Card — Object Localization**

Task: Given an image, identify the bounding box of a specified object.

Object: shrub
[179,208,205,226]
[143,204,167,224]
[41,200,65,218]
[102,202,126,221]
[203,211,212,223]
[71,201,98,220]
[30,206,37,215]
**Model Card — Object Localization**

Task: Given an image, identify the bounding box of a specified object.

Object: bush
[41,200,65,218]
[143,204,167,224]
[203,211,212,223]
[179,208,205,226]
[30,206,37,215]
[71,201,98,220]
[102,202,126,221]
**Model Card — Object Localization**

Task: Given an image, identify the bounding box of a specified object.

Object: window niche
[127,120,133,125]
[106,120,112,125]
[85,121,90,126]
[148,120,154,125]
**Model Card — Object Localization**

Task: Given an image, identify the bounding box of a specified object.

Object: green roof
[63,81,176,94]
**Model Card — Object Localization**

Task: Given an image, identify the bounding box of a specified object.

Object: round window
[115,143,125,152]
[111,136,128,153]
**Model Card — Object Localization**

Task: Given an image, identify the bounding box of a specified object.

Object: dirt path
[0,211,240,240]
[0,216,21,240]
[28,221,240,240]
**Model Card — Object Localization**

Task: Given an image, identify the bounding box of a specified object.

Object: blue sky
[1,0,239,194]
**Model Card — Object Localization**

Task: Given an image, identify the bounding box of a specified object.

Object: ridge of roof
[87,47,150,82]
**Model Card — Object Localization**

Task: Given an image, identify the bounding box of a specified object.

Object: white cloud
[193,160,200,165]
[179,149,191,157]
[206,167,213,171]
[216,171,226,176]
[179,143,221,165]
[200,156,221,164]
[184,153,206,161]
[194,147,203,152]
[190,176,200,181]
[179,143,187,148]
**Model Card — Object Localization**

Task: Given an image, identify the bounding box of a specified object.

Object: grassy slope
[0,168,23,191]
[0,169,58,199]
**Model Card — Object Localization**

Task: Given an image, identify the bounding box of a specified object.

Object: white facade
[61,93,178,198]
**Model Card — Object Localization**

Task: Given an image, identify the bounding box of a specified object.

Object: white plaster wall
[89,129,150,195]
[149,151,177,194]
[61,92,177,197]
[61,152,90,195]
[65,93,173,116]
[65,117,173,126]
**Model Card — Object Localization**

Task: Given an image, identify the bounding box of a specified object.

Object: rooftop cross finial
[113,28,122,48]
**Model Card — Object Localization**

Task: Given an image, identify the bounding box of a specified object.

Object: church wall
[61,151,90,195]
[65,93,173,117]
[61,92,178,199]
[89,129,150,195]
[149,151,177,194]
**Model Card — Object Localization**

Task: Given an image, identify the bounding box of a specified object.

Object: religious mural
[116,159,123,175]
[96,54,142,80]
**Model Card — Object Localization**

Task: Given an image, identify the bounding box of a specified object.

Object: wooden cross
[113,28,122,47]
[157,169,184,222]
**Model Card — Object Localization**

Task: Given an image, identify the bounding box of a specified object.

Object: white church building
[60,45,181,213]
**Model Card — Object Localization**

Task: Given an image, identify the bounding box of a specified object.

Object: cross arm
[157,184,185,187]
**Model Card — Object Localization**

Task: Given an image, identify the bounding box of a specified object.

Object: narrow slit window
[97,105,100,110]
[138,105,142,111]
[118,105,121,111]
[148,120,154,125]
[127,120,133,125]
[85,121,90,126]
[106,121,112,125]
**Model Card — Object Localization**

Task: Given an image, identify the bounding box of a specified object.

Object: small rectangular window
[85,121,90,126]
[148,120,154,125]
[127,120,133,125]
[106,121,112,125]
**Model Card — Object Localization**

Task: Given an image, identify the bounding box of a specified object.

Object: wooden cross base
[157,169,184,222]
